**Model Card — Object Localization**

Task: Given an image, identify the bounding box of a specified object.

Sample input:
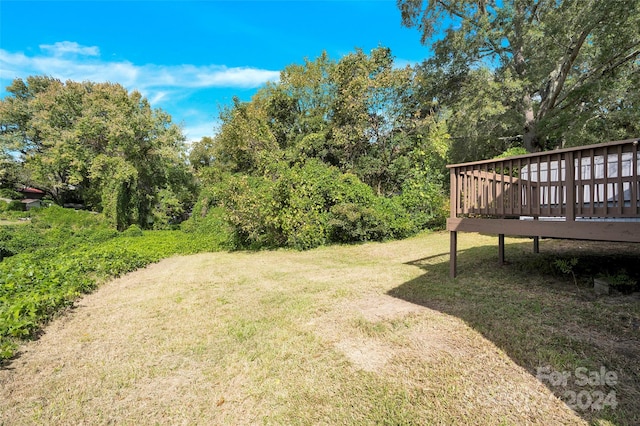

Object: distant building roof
[19,187,46,195]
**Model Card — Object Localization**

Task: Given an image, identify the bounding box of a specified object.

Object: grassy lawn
[0,232,638,425]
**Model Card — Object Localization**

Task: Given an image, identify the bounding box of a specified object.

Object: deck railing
[448,138,640,221]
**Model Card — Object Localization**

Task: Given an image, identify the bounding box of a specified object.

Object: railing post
[566,151,576,221]
[633,140,639,216]
[450,167,457,216]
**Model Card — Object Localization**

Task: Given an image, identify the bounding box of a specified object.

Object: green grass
[1,217,639,424]
[390,236,640,425]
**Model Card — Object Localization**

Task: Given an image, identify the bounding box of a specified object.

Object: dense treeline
[1,0,638,242]
[186,48,450,249]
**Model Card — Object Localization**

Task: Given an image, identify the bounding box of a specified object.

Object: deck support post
[450,231,457,278]
[533,216,540,253]
[498,234,505,266]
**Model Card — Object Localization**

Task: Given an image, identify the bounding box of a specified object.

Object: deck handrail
[447,138,640,169]
[448,138,640,220]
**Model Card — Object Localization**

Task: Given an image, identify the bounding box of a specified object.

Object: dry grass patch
[2,232,636,424]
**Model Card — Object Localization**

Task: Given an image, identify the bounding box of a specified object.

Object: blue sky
[0,1,431,142]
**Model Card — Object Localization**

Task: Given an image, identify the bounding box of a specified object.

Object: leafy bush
[0,188,21,199]
[7,200,25,211]
[399,177,448,230]
[0,208,228,362]
[0,228,16,259]
[329,203,379,242]
[122,224,144,237]
[187,159,427,250]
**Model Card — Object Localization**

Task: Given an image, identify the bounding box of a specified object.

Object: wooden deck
[447,138,640,277]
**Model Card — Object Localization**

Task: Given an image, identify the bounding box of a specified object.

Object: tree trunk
[522,92,538,153]
[523,126,537,153]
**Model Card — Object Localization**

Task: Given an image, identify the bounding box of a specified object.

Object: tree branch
[536,23,597,120]
[556,44,640,110]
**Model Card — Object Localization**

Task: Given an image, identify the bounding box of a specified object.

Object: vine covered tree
[0,76,194,229]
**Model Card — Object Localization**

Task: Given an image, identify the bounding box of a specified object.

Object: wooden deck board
[447,218,640,243]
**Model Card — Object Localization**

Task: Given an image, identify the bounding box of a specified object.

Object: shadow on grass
[388,238,640,426]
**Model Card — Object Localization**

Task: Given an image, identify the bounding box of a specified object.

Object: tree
[399,0,640,151]
[210,48,451,197]
[213,95,279,173]
[191,48,451,245]
[329,47,418,194]
[189,136,216,171]
[0,76,194,229]
[264,52,336,163]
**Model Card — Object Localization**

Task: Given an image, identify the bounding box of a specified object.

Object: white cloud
[191,66,280,88]
[0,45,279,93]
[40,41,100,57]
[0,42,279,138]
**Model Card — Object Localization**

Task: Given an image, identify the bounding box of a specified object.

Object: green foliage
[554,257,578,275]
[0,206,227,362]
[122,224,144,237]
[6,200,25,212]
[400,0,640,153]
[198,49,450,242]
[213,96,279,173]
[553,257,579,286]
[0,189,21,199]
[329,197,413,243]
[0,206,116,261]
[90,155,139,231]
[187,159,421,250]
[494,147,529,159]
[219,173,282,248]
[188,136,216,171]
[0,76,195,230]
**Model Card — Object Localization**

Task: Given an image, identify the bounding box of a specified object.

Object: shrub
[0,228,16,259]
[329,197,413,243]
[122,224,144,237]
[329,203,378,242]
[7,200,25,211]
[0,188,21,199]
[189,159,422,250]
[399,178,448,230]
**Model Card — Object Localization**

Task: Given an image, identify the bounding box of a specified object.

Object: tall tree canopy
[0,76,194,229]
[212,47,449,197]
[399,0,640,153]
[187,48,451,249]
